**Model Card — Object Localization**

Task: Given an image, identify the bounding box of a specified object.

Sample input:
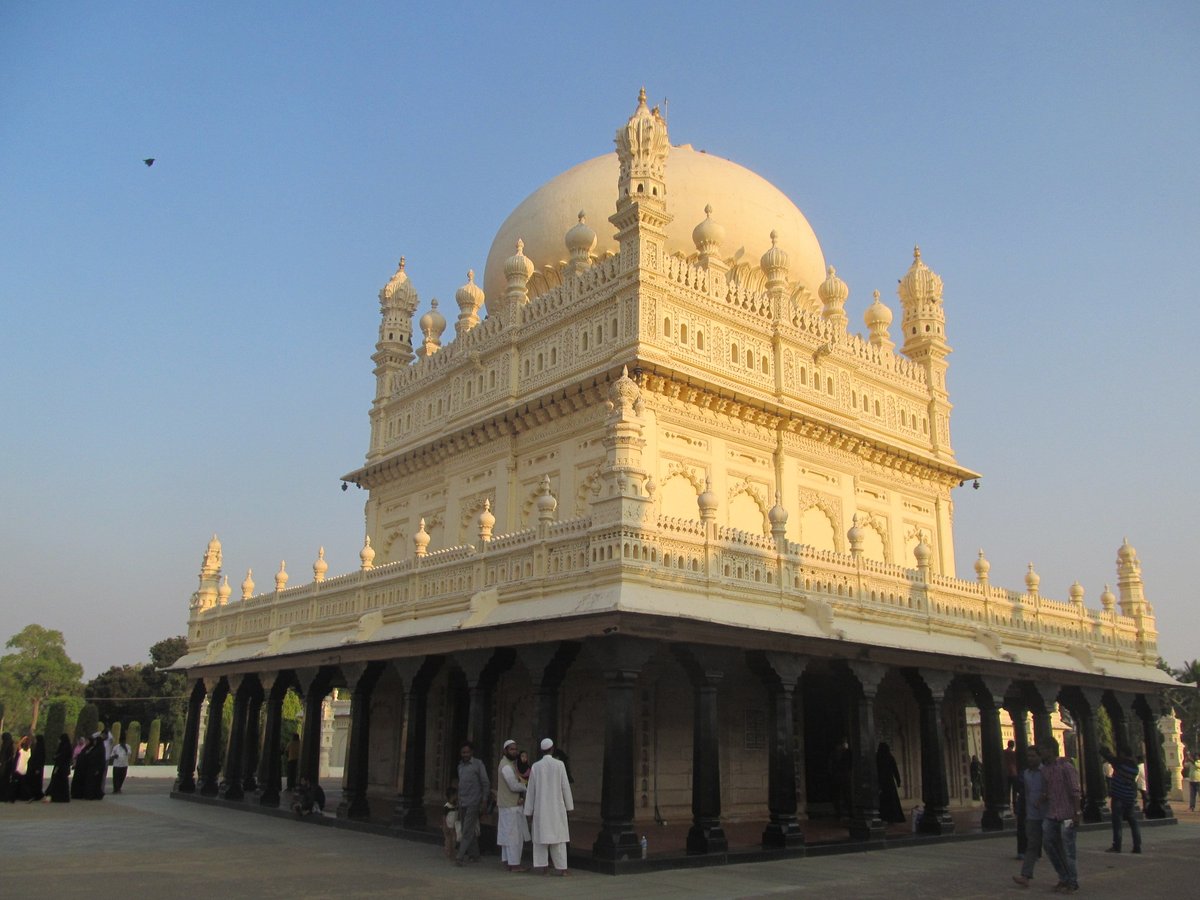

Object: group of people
[1012,736,1148,894]
[0,729,132,804]
[445,737,574,875]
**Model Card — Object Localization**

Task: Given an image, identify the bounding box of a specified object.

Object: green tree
[1161,658,1200,754]
[75,703,99,742]
[0,625,84,733]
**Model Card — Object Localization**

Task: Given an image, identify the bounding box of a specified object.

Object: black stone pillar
[518,642,580,753]
[1107,692,1137,759]
[174,680,205,793]
[591,637,654,861]
[1136,694,1173,819]
[751,651,805,849]
[221,676,249,800]
[909,669,955,835]
[845,661,886,841]
[338,662,385,821]
[972,676,1014,831]
[258,675,285,807]
[1073,690,1109,823]
[1007,703,1029,760]
[392,656,442,831]
[297,668,329,787]
[1029,683,1059,749]
[197,678,229,796]
[241,680,263,794]
[674,645,730,855]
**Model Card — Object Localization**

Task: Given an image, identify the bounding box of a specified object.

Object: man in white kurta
[524,738,574,874]
[496,739,529,871]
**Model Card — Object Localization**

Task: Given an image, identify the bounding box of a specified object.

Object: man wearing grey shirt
[455,742,490,866]
[1012,747,1046,888]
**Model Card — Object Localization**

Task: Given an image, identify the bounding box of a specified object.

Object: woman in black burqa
[876,741,906,823]
[48,734,73,802]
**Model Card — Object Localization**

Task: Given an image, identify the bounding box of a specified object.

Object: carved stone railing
[188,517,1155,670]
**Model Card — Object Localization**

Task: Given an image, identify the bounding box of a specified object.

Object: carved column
[844,661,887,840]
[674,645,732,854]
[296,667,329,787]
[591,637,655,860]
[751,651,806,848]
[517,642,580,752]
[197,677,229,796]
[392,656,443,831]
[909,668,955,834]
[1107,692,1138,758]
[1135,694,1173,819]
[1071,688,1109,823]
[241,677,263,793]
[1029,683,1059,748]
[174,679,206,793]
[258,674,284,807]
[338,662,385,820]
[220,675,248,800]
[972,675,1014,831]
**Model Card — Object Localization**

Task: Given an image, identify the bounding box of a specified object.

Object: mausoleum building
[172,91,1176,864]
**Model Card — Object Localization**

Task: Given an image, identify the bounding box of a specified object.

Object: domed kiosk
[173,90,1178,873]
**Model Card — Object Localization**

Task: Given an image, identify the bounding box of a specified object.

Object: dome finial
[913,245,921,261]
[704,203,712,217]
[399,256,406,270]
[638,86,647,105]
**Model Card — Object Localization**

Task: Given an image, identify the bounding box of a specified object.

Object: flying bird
[143,158,155,167]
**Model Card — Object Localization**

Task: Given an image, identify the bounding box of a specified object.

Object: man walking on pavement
[1100,746,1142,854]
[1012,746,1046,888]
[525,737,574,876]
[455,741,489,866]
[1040,738,1082,894]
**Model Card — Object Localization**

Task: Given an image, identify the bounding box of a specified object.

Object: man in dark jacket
[1100,747,1142,854]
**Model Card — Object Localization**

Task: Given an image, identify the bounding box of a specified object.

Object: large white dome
[482,144,826,309]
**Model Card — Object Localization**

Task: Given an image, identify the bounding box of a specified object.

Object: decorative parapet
[187,517,1158,677]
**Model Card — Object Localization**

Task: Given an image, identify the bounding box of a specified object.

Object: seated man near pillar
[292,776,325,817]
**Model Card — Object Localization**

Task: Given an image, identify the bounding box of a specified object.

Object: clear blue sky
[2,1,1197,677]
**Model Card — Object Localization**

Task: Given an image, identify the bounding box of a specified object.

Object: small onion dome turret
[897,245,943,306]
[241,568,255,599]
[1025,563,1040,593]
[865,289,893,328]
[697,478,718,517]
[419,298,447,342]
[505,238,535,281]
[381,257,416,305]
[478,498,496,540]
[760,229,789,275]
[455,270,484,319]
[313,546,328,582]
[413,519,431,557]
[359,535,375,570]
[913,536,931,566]
[535,475,558,519]
[818,265,849,306]
[275,561,289,592]
[847,514,864,552]
[768,494,788,529]
[564,211,597,257]
[217,575,232,605]
[1069,581,1084,606]
[973,549,990,579]
[692,204,725,255]
[1100,584,1116,611]
[1117,537,1138,565]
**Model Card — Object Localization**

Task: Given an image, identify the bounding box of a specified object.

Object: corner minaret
[898,246,953,457]
[610,88,672,270]
[370,258,418,459]
[190,534,222,611]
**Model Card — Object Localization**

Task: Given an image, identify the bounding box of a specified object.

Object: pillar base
[221,783,245,801]
[1145,799,1173,819]
[918,809,955,835]
[241,775,258,793]
[391,796,427,830]
[338,794,371,820]
[198,779,220,797]
[761,819,805,849]
[259,786,280,808]
[1082,801,1110,824]
[174,775,196,794]
[687,821,728,855]
[981,808,1015,831]
[848,815,886,841]
[592,824,640,861]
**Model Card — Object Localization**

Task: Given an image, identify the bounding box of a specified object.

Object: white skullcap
[502,739,516,750]
[540,738,554,751]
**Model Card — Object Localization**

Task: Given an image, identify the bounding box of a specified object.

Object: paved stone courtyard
[3,770,1198,899]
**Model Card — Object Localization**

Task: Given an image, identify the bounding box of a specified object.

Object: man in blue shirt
[1012,747,1046,888]
[1100,747,1142,854]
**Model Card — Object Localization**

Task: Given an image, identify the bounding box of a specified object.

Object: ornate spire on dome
[275,560,288,592]
[536,475,558,523]
[615,86,669,210]
[898,244,947,358]
[414,519,431,558]
[455,270,485,335]
[503,239,535,319]
[359,535,375,571]
[241,568,255,600]
[478,498,495,544]
[865,289,896,352]
[313,546,328,583]
[565,211,597,271]
[818,265,849,329]
[1024,563,1040,598]
[761,230,789,301]
[202,533,222,576]
[375,257,416,368]
[417,298,446,358]
[692,204,725,255]
[898,245,943,306]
